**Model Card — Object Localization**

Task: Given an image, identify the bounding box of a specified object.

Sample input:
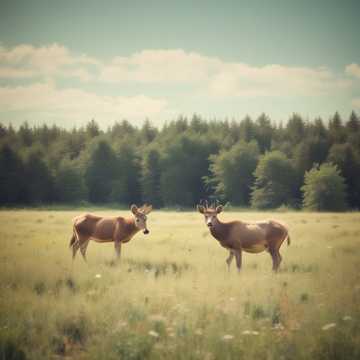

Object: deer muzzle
[143,229,149,235]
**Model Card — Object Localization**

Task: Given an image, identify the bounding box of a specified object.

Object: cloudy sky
[1,0,359,128]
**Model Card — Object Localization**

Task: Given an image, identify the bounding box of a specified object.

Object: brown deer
[197,201,290,272]
[69,204,152,262]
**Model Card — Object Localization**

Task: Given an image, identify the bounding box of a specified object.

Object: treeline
[0,111,360,210]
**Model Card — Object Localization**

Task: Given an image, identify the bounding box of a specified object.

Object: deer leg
[234,250,242,273]
[114,241,122,261]
[270,249,282,272]
[226,251,234,271]
[79,238,90,263]
[72,241,80,260]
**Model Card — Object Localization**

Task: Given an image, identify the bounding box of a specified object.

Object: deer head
[131,204,152,234]
[197,200,223,228]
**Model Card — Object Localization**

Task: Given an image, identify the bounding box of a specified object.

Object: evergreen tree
[86,119,100,138]
[160,135,214,206]
[85,141,117,203]
[294,137,329,174]
[239,116,255,142]
[24,151,54,203]
[206,141,259,205]
[18,122,33,147]
[328,143,360,208]
[285,114,305,145]
[139,119,158,144]
[328,112,346,144]
[141,147,162,207]
[110,142,141,204]
[346,111,360,133]
[55,161,87,203]
[254,113,273,153]
[0,145,26,204]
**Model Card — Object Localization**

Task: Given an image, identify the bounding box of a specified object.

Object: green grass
[0,210,360,359]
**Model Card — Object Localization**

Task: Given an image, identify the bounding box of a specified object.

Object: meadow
[0,209,360,360]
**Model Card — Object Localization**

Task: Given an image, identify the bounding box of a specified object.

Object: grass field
[0,209,360,360]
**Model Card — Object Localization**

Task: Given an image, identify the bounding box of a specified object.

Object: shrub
[251,150,298,209]
[0,338,26,360]
[301,163,347,211]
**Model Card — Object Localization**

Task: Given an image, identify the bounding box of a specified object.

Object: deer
[197,201,290,272]
[69,204,152,262]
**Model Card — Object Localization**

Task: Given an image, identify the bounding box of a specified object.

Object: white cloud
[208,63,351,98]
[346,63,360,79]
[0,82,172,126]
[0,43,357,126]
[100,49,221,83]
[0,43,97,81]
[99,49,351,98]
[0,43,353,99]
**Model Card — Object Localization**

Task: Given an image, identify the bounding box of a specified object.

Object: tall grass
[0,210,359,359]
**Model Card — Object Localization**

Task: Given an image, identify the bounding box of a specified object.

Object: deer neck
[125,218,140,237]
[209,219,229,242]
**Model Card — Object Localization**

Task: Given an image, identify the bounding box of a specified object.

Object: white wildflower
[242,330,259,335]
[95,273,101,279]
[322,323,336,331]
[342,315,352,321]
[222,334,234,341]
[195,328,203,336]
[148,330,159,338]
[273,323,285,330]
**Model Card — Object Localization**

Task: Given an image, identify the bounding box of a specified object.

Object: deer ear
[144,204,152,214]
[216,205,223,214]
[130,204,138,215]
[197,205,205,214]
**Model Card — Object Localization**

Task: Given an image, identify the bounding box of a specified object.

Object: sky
[0,0,359,128]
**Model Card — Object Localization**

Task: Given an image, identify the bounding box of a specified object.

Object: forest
[0,111,359,210]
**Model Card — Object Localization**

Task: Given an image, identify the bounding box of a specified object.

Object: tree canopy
[0,111,359,210]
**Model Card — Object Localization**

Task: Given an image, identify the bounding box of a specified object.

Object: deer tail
[286,234,291,246]
[69,233,76,248]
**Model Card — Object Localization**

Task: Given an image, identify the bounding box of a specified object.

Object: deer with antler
[197,201,290,272]
[69,204,152,262]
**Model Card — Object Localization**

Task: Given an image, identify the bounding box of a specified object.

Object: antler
[141,203,152,214]
[210,198,221,209]
[199,199,209,209]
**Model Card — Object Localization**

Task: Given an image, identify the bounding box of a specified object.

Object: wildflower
[222,334,234,341]
[272,323,285,330]
[342,315,352,321]
[148,330,159,338]
[322,323,336,331]
[242,330,259,335]
[95,274,101,279]
[195,328,203,336]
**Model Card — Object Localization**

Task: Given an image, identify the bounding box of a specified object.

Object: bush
[251,150,298,209]
[0,338,26,360]
[301,163,347,211]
